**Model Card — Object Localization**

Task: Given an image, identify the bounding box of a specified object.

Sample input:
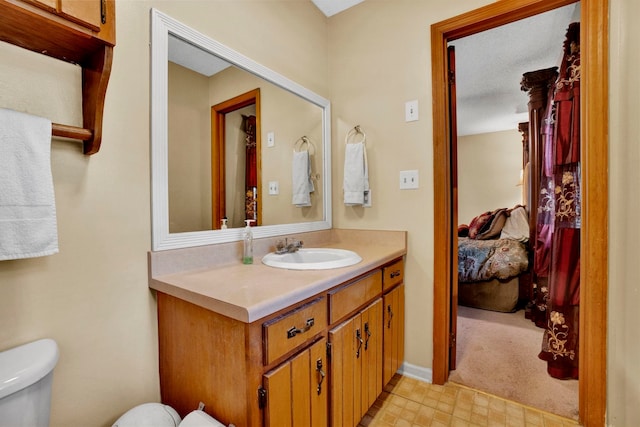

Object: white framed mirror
[150,9,332,251]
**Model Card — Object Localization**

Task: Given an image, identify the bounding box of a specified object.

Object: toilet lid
[112,403,181,427]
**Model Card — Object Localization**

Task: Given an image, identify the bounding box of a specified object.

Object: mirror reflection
[151,9,332,251]
[167,35,324,232]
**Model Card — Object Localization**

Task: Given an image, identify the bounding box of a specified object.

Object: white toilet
[113,403,229,427]
[0,338,59,427]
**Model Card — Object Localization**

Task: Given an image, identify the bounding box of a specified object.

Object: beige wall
[0,0,638,426]
[0,1,328,426]
[457,130,523,224]
[168,62,212,232]
[608,0,640,425]
[329,1,639,426]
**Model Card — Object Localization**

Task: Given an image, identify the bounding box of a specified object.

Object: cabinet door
[30,0,56,12]
[26,0,102,31]
[308,339,328,427]
[360,299,382,416]
[383,283,405,385]
[59,0,102,31]
[329,299,382,427]
[329,315,357,427]
[263,338,328,427]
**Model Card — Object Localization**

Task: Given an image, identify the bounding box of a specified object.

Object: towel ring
[345,125,366,145]
[294,136,316,154]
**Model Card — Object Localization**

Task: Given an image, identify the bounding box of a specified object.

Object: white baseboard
[397,362,432,383]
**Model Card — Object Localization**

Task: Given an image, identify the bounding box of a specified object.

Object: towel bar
[52,123,93,141]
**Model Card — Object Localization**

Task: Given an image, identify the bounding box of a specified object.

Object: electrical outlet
[405,100,419,122]
[399,170,419,189]
[268,181,279,195]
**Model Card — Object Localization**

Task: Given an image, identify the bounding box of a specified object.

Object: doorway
[447,4,579,418]
[431,1,608,426]
[211,88,262,229]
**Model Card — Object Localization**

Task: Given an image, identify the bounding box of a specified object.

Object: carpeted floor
[448,305,579,420]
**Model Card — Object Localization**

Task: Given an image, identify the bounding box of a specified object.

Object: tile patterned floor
[359,375,581,427]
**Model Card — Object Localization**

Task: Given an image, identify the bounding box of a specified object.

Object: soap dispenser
[243,219,254,264]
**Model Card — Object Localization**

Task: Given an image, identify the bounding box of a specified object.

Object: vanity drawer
[263,297,327,365]
[328,271,382,324]
[383,259,404,292]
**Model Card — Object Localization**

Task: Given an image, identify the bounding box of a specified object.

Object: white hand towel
[343,142,369,205]
[291,150,314,207]
[0,108,58,260]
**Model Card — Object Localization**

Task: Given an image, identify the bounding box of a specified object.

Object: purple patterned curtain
[530,22,581,380]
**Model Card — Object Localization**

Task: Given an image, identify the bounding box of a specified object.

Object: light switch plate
[363,190,372,207]
[267,131,275,147]
[405,100,419,122]
[399,170,419,189]
[268,181,279,195]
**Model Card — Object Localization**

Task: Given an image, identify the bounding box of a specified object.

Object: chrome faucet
[275,238,304,254]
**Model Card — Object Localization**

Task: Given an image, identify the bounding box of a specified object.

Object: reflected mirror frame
[150,8,332,251]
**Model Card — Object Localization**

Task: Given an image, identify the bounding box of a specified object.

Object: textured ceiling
[451,3,580,136]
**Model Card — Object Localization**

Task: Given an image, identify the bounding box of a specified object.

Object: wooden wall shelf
[0,0,115,155]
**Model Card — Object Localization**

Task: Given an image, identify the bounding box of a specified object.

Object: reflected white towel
[0,108,58,260]
[292,150,314,207]
[343,142,369,205]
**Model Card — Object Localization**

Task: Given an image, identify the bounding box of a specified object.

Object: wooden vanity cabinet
[156,257,405,427]
[157,293,267,427]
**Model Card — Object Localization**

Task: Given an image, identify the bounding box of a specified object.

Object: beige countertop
[149,229,406,323]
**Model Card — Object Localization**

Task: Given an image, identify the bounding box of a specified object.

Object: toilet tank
[0,339,59,427]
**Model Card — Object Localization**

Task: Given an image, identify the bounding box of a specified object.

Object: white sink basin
[262,248,362,270]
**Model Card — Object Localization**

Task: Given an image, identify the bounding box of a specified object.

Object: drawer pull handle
[387,305,394,329]
[356,329,363,358]
[287,318,315,339]
[364,323,372,350]
[390,270,401,279]
[316,359,325,395]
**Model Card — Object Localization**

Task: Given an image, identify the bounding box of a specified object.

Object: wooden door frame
[211,88,262,229]
[431,1,608,426]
